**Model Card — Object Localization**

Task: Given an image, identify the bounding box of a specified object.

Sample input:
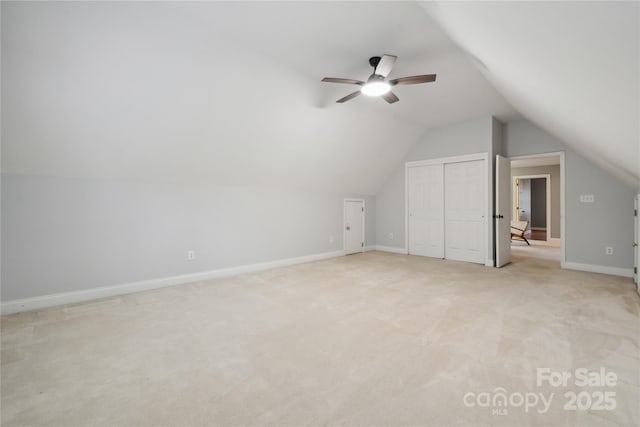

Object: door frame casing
[512,174,552,241]
[343,198,365,255]
[509,151,566,267]
[405,152,490,266]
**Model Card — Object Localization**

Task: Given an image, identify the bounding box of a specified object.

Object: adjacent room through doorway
[509,154,563,264]
[514,176,549,242]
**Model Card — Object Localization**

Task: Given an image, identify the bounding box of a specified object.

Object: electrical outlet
[605,247,613,255]
[388,232,394,240]
[187,250,196,260]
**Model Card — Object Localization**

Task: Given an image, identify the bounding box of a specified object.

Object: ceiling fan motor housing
[367,74,386,84]
[369,56,382,70]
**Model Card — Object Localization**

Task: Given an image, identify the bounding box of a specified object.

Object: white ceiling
[1,1,516,194]
[2,1,637,194]
[421,1,640,188]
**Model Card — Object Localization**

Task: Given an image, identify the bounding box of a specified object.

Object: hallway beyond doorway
[511,238,561,263]
[530,229,547,241]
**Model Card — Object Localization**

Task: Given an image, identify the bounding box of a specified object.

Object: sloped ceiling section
[2,1,516,195]
[421,1,640,188]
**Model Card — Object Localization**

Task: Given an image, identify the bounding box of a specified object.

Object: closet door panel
[444,160,485,264]
[408,164,444,258]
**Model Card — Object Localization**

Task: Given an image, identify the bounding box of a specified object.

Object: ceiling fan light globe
[361,81,390,97]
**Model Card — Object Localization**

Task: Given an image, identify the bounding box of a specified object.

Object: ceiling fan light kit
[361,77,390,96]
[322,54,436,104]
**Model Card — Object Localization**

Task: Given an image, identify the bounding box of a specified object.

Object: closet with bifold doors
[407,154,487,265]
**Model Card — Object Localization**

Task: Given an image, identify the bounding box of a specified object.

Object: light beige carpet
[2,250,639,426]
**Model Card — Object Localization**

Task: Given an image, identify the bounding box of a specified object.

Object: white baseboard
[562,261,634,278]
[375,245,408,254]
[364,245,376,252]
[1,250,345,315]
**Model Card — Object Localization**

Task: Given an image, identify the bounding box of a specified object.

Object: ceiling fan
[321,54,436,104]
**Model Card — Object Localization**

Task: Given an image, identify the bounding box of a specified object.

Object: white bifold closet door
[444,160,485,264]
[408,164,444,257]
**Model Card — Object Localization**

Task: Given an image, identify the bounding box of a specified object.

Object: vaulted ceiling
[422,1,639,188]
[2,1,637,193]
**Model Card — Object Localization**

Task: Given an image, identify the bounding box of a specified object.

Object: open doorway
[513,175,551,242]
[508,154,564,265]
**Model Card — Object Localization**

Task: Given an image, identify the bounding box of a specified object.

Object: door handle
[634,242,638,248]
[346,226,351,231]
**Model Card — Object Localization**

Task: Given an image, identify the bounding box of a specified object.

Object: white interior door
[444,160,485,264]
[408,164,444,257]
[344,200,364,255]
[495,155,511,267]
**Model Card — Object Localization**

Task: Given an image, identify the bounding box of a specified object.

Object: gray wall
[406,117,491,160]
[376,117,635,271]
[1,174,375,301]
[505,120,634,269]
[376,167,406,248]
[511,165,561,238]
[376,116,493,254]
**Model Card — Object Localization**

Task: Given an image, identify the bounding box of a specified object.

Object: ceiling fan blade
[382,91,399,104]
[336,90,362,103]
[375,54,397,78]
[322,77,365,86]
[390,74,437,86]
